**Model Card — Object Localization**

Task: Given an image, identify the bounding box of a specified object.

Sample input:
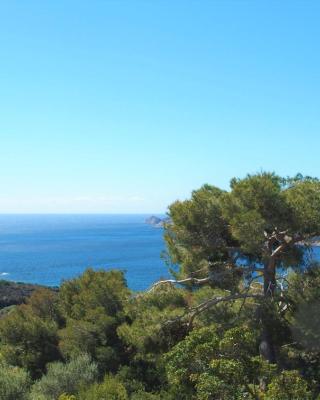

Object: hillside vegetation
[0,173,319,399]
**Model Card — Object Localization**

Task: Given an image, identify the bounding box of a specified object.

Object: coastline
[0,280,57,310]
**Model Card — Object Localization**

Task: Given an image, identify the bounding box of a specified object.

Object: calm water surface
[0,214,169,291]
[0,214,319,291]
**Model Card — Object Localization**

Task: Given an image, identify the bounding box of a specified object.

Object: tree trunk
[263,257,276,296]
[259,325,276,363]
[259,258,277,363]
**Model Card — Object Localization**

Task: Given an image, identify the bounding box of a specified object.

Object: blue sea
[0,214,319,292]
[0,214,170,291]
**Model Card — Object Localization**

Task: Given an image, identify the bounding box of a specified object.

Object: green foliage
[26,288,61,323]
[59,315,120,371]
[265,370,312,400]
[195,360,246,399]
[165,324,273,398]
[58,395,76,400]
[162,172,320,396]
[190,286,238,327]
[284,178,320,234]
[1,173,320,399]
[117,285,189,392]
[0,304,60,378]
[222,172,290,258]
[78,375,128,400]
[30,353,98,400]
[130,391,162,399]
[113,366,146,395]
[164,184,232,280]
[279,267,320,391]
[165,172,320,277]
[165,325,220,388]
[0,304,16,318]
[119,285,187,354]
[226,173,289,234]
[58,269,129,320]
[287,267,320,351]
[0,362,30,400]
[58,269,129,372]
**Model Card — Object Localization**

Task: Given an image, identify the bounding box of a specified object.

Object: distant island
[145,215,171,228]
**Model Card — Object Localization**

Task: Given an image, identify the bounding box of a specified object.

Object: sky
[1,1,320,213]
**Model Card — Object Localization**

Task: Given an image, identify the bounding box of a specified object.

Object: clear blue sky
[1,1,320,213]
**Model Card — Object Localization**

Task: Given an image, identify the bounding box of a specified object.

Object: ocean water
[0,214,170,291]
[1,214,319,292]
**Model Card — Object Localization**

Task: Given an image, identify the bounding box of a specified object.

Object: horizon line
[0,212,167,215]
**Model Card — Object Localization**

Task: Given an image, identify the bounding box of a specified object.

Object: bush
[0,362,30,400]
[78,375,128,400]
[130,391,162,399]
[58,269,129,373]
[30,354,98,400]
[0,305,60,378]
[265,370,312,400]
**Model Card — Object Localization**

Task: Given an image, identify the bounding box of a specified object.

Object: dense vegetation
[0,280,57,309]
[0,172,320,399]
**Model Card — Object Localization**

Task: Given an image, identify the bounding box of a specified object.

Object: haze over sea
[0,214,169,291]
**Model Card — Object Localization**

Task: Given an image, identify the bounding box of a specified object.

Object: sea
[0,214,170,291]
[0,214,319,292]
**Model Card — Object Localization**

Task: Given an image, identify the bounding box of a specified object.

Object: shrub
[58,269,129,373]
[58,395,77,400]
[30,354,98,400]
[78,375,128,400]
[0,305,60,378]
[130,391,162,399]
[265,370,312,400]
[0,362,30,400]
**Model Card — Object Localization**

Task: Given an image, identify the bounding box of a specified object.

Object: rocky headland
[145,215,171,228]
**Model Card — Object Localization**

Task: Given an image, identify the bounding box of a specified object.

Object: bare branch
[271,232,306,258]
[271,243,287,258]
[190,266,209,276]
[149,263,264,293]
[160,291,263,330]
[188,292,263,327]
[148,276,211,292]
[236,275,260,319]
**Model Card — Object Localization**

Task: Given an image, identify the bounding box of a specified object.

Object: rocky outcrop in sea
[145,215,171,228]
